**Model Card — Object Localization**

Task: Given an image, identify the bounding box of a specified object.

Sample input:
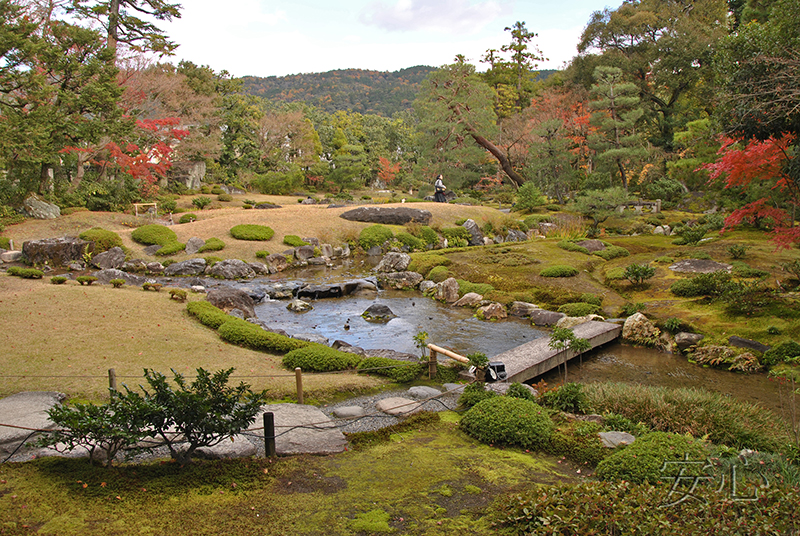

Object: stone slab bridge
[495,320,622,383]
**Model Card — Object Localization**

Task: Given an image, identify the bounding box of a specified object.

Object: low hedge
[357,356,425,382]
[557,240,590,255]
[395,232,424,251]
[358,225,393,250]
[78,227,123,253]
[230,224,275,241]
[283,345,363,372]
[282,235,308,247]
[187,301,231,330]
[593,245,630,261]
[218,317,310,353]
[418,226,439,246]
[557,302,602,317]
[595,431,708,484]
[179,213,197,224]
[198,237,225,252]
[153,241,186,256]
[131,224,177,246]
[460,396,554,450]
[540,265,579,278]
[7,267,43,279]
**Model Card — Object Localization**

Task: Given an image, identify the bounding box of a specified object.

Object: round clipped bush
[255,250,269,258]
[427,265,451,283]
[594,245,630,261]
[110,278,125,288]
[357,356,425,382]
[395,232,424,251]
[283,345,362,372]
[131,224,178,246]
[540,265,579,278]
[50,276,68,285]
[506,383,536,401]
[78,227,123,253]
[419,226,439,246]
[282,235,308,247]
[198,237,225,253]
[557,302,602,317]
[187,301,231,330]
[230,224,275,241]
[460,396,554,449]
[458,383,498,409]
[76,276,98,286]
[217,193,233,202]
[358,225,393,250]
[595,431,707,484]
[179,213,197,224]
[218,317,309,353]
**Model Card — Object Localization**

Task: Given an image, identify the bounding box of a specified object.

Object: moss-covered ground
[0,413,576,536]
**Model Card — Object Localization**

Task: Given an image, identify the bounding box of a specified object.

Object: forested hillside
[239,67,557,116]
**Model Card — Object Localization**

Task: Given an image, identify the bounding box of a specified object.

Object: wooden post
[108,368,117,395]
[428,349,438,380]
[263,412,276,457]
[295,367,304,405]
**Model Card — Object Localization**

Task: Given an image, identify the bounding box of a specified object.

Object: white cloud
[360,0,510,34]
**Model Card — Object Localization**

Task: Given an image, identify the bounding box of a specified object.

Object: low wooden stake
[295,367,304,405]
[264,412,276,457]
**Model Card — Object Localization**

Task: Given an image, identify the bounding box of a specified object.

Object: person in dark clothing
[434,174,447,203]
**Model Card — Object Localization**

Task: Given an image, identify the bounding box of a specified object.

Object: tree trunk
[467,131,526,188]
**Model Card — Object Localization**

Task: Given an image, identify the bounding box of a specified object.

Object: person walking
[434,174,447,203]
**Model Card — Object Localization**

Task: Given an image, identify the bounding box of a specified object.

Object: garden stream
[242,260,787,421]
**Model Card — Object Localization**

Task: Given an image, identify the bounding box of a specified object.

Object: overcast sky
[163,0,614,78]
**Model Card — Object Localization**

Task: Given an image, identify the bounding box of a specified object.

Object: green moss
[395,231,424,251]
[557,302,602,316]
[350,509,391,533]
[358,224,394,250]
[428,265,451,283]
[593,245,630,261]
[557,240,590,255]
[153,241,186,256]
[540,265,579,278]
[456,279,495,297]
[408,253,451,275]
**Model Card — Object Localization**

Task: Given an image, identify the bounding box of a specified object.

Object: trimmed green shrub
[593,245,630,261]
[78,227,123,253]
[408,253,450,275]
[762,341,800,367]
[458,383,498,409]
[131,224,177,246]
[460,396,554,449]
[540,265,579,278]
[358,225,393,250]
[230,224,275,241]
[255,250,268,258]
[506,383,536,401]
[427,265,451,283]
[217,193,232,202]
[187,301,232,330]
[210,186,224,195]
[50,276,67,285]
[537,383,587,413]
[419,226,439,246]
[153,241,186,256]
[142,282,162,291]
[179,213,197,224]
[169,288,187,302]
[456,279,495,297]
[282,235,308,247]
[218,318,310,353]
[731,261,769,279]
[203,256,222,267]
[557,240,590,255]
[557,302,602,317]
[198,237,225,252]
[76,276,98,285]
[579,293,602,306]
[440,227,471,242]
[595,431,708,484]
[623,263,656,285]
[110,278,125,288]
[6,267,42,279]
[282,345,362,372]
[670,272,731,297]
[357,356,425,382]
[395,232,424,251]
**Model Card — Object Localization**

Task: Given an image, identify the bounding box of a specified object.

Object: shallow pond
[246,264,787,419]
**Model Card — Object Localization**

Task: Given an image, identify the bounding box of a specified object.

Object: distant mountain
[239,67,559,117]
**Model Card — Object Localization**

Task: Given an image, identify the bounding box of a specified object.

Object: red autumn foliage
[700,134,799,247]
[377,156,401,185]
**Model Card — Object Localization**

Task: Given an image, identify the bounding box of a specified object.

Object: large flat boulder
[340,206,432,225]
[207,287,256,318]
[23,195,60,219]
[252,404,346,455]
[23,237,92,266]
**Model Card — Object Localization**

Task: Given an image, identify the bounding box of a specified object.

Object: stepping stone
[333,406,366,418]
[0,392,65,456]
[251,404,346,455]
[598,431,636,448]
[407,386,442,400]
[196,434,257,459]
[376,397,421,416]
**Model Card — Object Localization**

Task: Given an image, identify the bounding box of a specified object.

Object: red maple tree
[700,134,800,247]
[377,156,402,186]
